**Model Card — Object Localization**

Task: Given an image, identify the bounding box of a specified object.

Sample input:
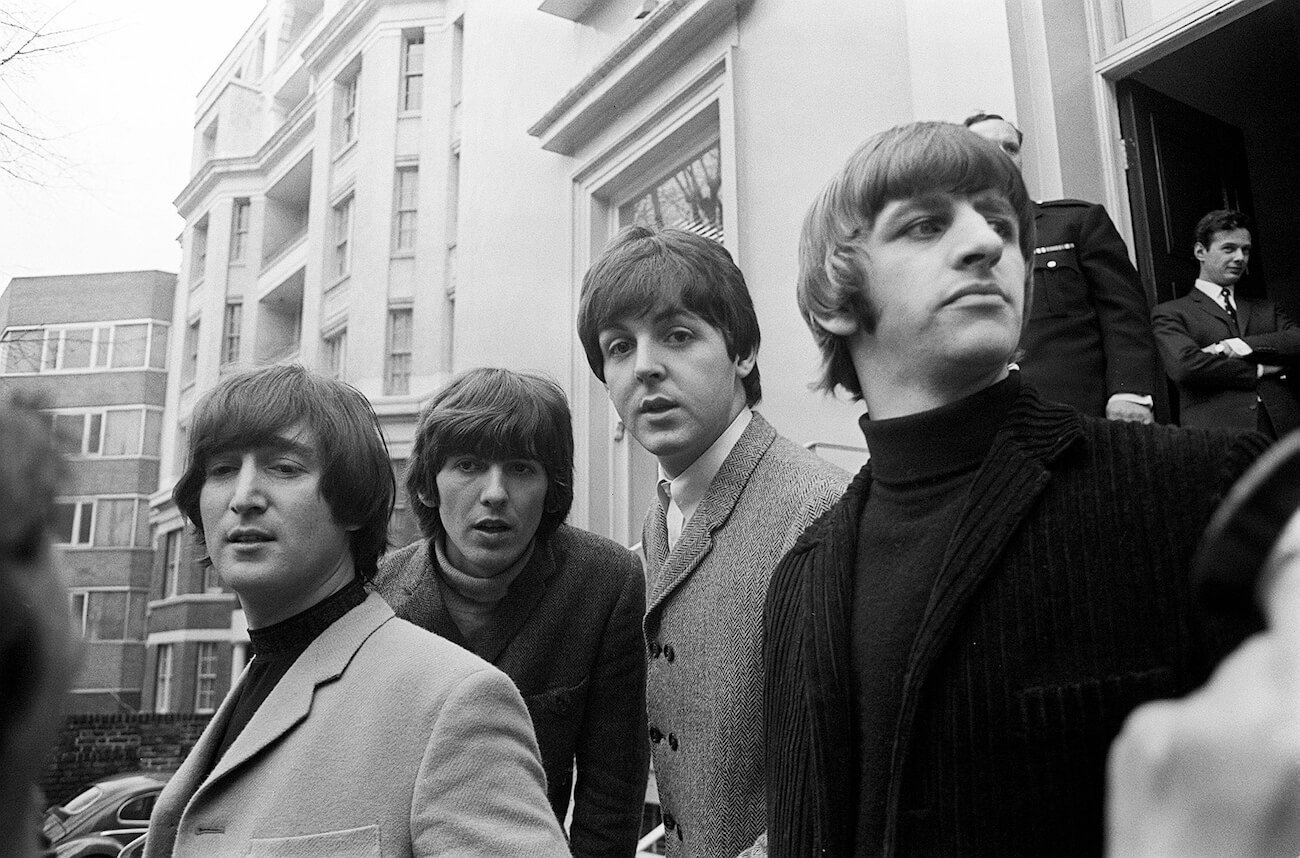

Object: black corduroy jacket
[763,385,1268,857]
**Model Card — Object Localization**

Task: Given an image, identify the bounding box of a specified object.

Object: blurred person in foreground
[0,395,75,858]
[762,121,1267,856]
[145,364,569,857]
[1109,430,1300,858]
[374,367,648,856]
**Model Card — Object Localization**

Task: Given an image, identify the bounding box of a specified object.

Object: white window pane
[3,329,43,373]
[52,414,84,455]
[94,326,112,368]
[52,503,79,542]
[103,410,143,456]
[86,591,127,640]
[149,324,168,369]
[86,413,102,454]
[62,327,94,368]
[94,499,136,546]
[143,410,163,456]
[112,324,148,368]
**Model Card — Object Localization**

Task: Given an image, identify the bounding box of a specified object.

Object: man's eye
[905,218,943,238]
[270,461,303,475]
[988,218,1017,240]
[453,458,482,472]
[509,462,538,476]
[604,339,632,358]
[206,462,237,478]
[665,329,694,345]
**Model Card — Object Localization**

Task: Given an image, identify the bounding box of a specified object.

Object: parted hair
[173,364,395,582]
[577,225,762,406]
[963,111,1023,144]
[1195,209,1251,250]
[798,121,1035,398]
[407,368,574,543]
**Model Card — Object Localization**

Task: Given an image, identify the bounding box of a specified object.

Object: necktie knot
[1220,287,1238,321]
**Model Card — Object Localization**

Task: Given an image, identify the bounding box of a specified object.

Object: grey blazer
[145,592,569,858]
[641,412,849,858]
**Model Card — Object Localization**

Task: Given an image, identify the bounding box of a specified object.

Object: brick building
[0,270,175,714]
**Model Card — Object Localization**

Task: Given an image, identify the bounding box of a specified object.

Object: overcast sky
[0,0,265,293]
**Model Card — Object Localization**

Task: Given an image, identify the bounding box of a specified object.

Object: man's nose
[480,464,509,505]
[954,205,1005,268]
[229,458,266,513]
[633,338,665,382]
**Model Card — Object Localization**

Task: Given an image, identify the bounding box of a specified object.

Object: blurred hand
[1106,400,1154,424]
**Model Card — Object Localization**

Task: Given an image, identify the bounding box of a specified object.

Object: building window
[202,563,221,593]
[48,407,159,458]
[154,644,174,714]
[401,31,424,112]
[230,198,251,263]
[102,409,143,456]
[163,530,182,598]
[385,307,413,395]
[619,137,724,242]
[338,70,359,146]
[195,642,219,714]
[53,501,93,546]
[332,195,354,279]
[201,119,218,161]
[191,217,209,281]
[183,320,200,385]
[1,321,166,376]
[324,328,347,379]
[70,589,144,641]
[393,166,419,252]
[52,412,102,456]
[221,303,242,365]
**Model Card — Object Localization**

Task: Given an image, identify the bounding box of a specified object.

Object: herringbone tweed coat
[642,412,849,858]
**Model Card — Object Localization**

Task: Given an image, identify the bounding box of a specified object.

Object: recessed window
[337,68,360,147]
[332,195,354,279]
[324,328,347,379]
[70,589,145,641]
[191,216,210,281]
[385,307,413,395]
[230,198,251,263]
[619,138,724,241]
[183,320,200,384]
[54,501,94,546]
[162,530,182,598]
[154,644,173,714]
[221,302,242,365]
[195,642,219,714]
[401,31,424,112]
[1,321,165,375]
[393,166,419,252]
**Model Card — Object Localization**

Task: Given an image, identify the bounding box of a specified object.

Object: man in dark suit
[1151,209,1300,438]
[966,113,1159,422]
[764,121,1267,857]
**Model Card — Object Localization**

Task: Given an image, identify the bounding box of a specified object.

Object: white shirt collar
[658,408,752,531]
[1195,278,1234,307]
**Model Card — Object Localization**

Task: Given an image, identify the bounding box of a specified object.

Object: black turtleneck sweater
[851,373,1018,854]
[207,576,368,773]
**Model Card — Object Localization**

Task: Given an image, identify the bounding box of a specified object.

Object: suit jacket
[145,592,569,858]
[764,386,1268,857]
[1152,287,1300,433]
[374,525,649,858]
[642,412,848,858]
[1019,200,1159,416]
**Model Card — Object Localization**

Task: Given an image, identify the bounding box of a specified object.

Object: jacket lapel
[1190,288,1238,334]
[645,413,777,614]
[1236,294,1254,335]
[382,542,468,649]
[192,594,394,799]
[880,389,1084,851]
[469,541,556,663]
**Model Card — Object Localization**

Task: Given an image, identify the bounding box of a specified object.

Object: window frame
[384,307,413,395]
[191,216,209,282]
[182,319,200,386]
[154,644,174,714]
[332,194,354,280]
[229,198,251,263]
[69,588,144,642]
[393,165,419,253]
[338,70,360,147]
[1,320,168,376]
[162,529,182,598]
[323,327,347,379]
[401,31,425,112]
[194,642,219,714]
[221,302,242,365]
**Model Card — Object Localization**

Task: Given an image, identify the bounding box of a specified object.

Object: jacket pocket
[1015,667,1177,850]
[523,678,589,782]
[1032,249,1087,318]
[247,824,381,857]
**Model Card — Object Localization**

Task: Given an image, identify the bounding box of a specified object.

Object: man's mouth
[473,519,511,534]
[228,528,272,544]
[946,283,1005,304]
[640,397,677,415]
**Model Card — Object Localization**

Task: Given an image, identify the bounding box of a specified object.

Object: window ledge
[333,137,359,162]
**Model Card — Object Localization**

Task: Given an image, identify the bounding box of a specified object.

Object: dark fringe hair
[173,364,395,582]
[1194,209,1251,250]
[406,368,574,542]
[577,225,762,406]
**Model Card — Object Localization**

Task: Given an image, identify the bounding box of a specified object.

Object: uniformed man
[965,112,1160,422]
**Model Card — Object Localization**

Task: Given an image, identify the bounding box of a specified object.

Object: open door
[1117,79,1258,306]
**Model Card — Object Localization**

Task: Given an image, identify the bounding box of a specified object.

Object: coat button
[668,732,678,750]
[650,641,662,658]
[664,644,676,662]
[663,812,676,831]
[1046,259,1057,268]
[649,726,663,743]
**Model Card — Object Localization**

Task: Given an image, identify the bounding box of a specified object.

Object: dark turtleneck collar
[860,371,1020,486]
[247,574,367,657]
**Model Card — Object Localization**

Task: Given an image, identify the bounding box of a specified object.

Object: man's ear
[809,306,862,338]
[1194,242,1208,263]
[734,349,757,378]
[417,491,437,509]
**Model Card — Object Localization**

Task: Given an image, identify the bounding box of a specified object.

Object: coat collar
[375,534,558,663]
[171,592,394,814]
[1188,286,1245,334]
[791,383,1085,853]
[643,411,778,614]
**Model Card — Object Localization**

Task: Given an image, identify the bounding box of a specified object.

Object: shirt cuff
[1108,393,1154,408]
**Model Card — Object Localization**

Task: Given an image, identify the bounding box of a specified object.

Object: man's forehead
[210,423,318,459]
[879,188,1015,215]
[601,303,708,333]
[1210,228,1251,247]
